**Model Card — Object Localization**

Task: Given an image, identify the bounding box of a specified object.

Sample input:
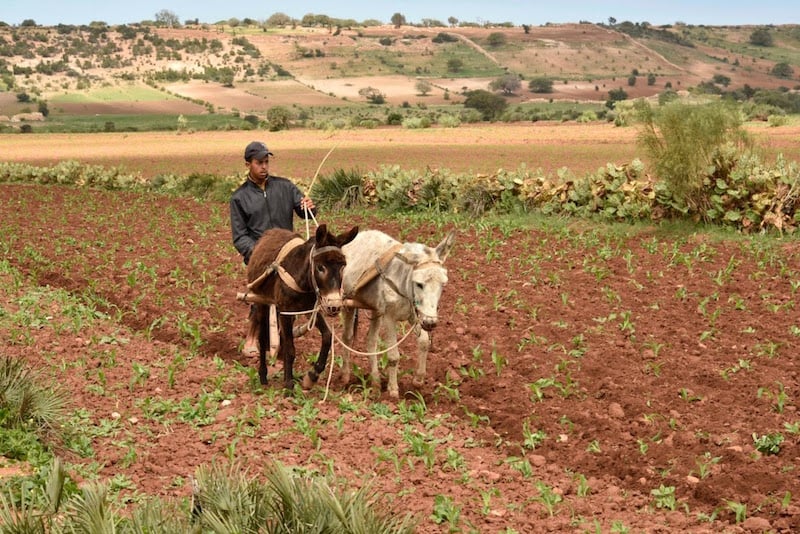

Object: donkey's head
[403,231,455,331]
[311,224,359,316]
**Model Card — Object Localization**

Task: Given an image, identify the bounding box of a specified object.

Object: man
[230,140,316,357]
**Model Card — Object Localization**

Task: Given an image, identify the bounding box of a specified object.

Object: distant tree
[20,19,36,27]
[16,92,30,103]
[522,24,531,34]
[489,73,521,95]
[37,100,49,117]
[712,74,731,87]
[463,89,508,120]
[420,18,444,28]
[448,16,458,27]
[627,75,637,86]
[266,106,292,131]
[608,17,617,26]
[446,58,464,73]
[358,86,386,104]
[749,27,773,47]
[647,73,657,86]
[116,24,137,39]
[266,12,293,27]
[606,87,628,108]
[771,62,794,79]
[415,80,433,96]
[390,13,406,28]
[486,32,507,47]
[528,77,554,93]
[154,9,180,28]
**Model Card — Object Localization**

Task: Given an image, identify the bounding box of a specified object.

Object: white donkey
[340,229,455,398]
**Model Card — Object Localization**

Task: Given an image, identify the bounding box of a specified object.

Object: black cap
[244,141,273,161]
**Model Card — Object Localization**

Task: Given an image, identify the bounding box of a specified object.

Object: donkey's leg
[340,307,356,385]
[254,304,270,385]
[413,323,430,387]
[304,316,332,389]
[365,314,383,387]
[278,314,297,393]
[384,319,401,399]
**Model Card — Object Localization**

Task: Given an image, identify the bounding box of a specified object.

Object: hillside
[0,20,798,121]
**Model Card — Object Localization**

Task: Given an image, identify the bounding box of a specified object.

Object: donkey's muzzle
[320,294,345,317]
[419,314,438,331]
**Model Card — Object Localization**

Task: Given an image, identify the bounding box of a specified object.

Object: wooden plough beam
[235,291,368,310]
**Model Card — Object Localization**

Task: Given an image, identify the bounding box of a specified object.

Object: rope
[303,143,339,239]
[332,315,419,357]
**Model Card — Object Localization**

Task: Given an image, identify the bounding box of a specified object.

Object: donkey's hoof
[302,373,317,390]
[412,376,425,387]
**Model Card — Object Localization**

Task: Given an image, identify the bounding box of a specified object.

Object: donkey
[243,224,358,391]
[340,229,455,398]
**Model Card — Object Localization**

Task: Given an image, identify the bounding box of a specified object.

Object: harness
[346,245,443,310]
[248,237,342,295]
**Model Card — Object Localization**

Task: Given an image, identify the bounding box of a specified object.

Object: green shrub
[401,116,431,129]
[437,113,461,128]
[314,168,367,209]
[635,99,750,216]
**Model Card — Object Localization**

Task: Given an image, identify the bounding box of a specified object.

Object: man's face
[247,156,270,181]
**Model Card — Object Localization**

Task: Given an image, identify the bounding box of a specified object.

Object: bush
[401,116,431,129]
[528,77,554,93]
[463,89,507,120]
[635,99,750,215]
[437,114,461,128]
[314,168,366,209]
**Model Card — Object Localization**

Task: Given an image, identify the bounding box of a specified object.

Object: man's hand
[300,197,315,211]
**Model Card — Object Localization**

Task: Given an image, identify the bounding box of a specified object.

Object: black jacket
[229,176,316,264]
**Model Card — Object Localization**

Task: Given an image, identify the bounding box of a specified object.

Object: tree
[712,74,731,87]
[486,32,507,47]
[528,77,554,93]
[390,13,406,28]
[154,9,180,28]
[20,19,36,27]
[771,62,794,79]
[266,13,293,27]
[448,16,458,27]
[522,24,531,34]
[266,106,292,131]
[749,27,773,47]
[606,87,628,109]
[463,89,507,120]
[446,58,463,73]
[415,80,433,96]
[358,86,385,104]
[489,73,521,95]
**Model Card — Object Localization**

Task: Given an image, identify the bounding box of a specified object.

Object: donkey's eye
[316,264,326,274]
[415,282,424,290]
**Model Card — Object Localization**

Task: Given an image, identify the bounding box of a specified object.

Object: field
[3,123,800,532]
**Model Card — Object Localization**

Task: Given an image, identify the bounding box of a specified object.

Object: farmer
[230,140,317,357]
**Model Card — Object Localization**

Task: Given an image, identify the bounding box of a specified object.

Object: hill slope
[0,21,797,117]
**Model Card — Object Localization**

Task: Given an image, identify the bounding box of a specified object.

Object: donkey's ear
[435,230,456,262]
[314,224,329,244]
[339,226,359,246]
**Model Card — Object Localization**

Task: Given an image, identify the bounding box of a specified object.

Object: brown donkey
[242,224,358,391]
